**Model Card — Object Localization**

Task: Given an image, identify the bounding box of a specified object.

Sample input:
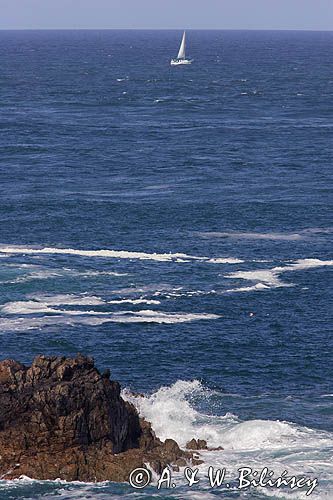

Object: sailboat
[170,31,193,66]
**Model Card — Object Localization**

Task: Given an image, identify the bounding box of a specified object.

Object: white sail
[177,31,186,60]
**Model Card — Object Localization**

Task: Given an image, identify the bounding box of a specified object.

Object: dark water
[0,30,332,499]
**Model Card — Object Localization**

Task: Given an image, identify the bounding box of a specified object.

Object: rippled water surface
[0,30,332,499]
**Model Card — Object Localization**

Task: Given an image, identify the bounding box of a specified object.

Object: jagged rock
[185,438,223,452]
[0,355,193,482]
[186,438,208,450]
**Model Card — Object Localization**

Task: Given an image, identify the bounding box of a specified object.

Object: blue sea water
[0,30,332,499]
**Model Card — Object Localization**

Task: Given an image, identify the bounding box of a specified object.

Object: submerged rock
[0,354,193,482]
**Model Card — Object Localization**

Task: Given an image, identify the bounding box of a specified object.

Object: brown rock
[186,438,198,449]
[0,359,25,385]
[197,439,208,450]
[192,458,204,466]
[0,355,193,482]
[175,458,187,467]
[186,438,208,450]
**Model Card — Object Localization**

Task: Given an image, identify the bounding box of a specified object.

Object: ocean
[0,29,332,499]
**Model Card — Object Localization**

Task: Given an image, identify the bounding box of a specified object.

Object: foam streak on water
[0,245,243,264]
[226,259,333,292]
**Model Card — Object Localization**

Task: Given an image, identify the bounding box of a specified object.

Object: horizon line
[0,27,332,32]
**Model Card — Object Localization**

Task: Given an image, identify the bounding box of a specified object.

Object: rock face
[0,355,192,482]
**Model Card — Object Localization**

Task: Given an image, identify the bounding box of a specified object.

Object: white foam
[226,258,333,292]
[4,270,63,284]
[116,284,183,296]
[123,380,234,447]
[278,258,333,272]
[78,270,128,277]
[27,293,105,306]
[225,282,271,293]
[123,380,209,445]
[199,228,333,242]
[5,263,39,269]
[207,257,244,264]
[0,245,242,265]
[198,231,304,241]
[228,269,282,286]
[108,298,161,305]
[107,310,221,324]
[220,419,300,451]
[0,300,220,329]
[1,301,105,316]
[1,266,128,285]
[124,380,333,498]
[0,316,71,331]
[125,379,333,450]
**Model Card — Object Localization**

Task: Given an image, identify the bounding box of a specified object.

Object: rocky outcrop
[186,438,223,452]
[0,355,194,482]
[186,438,208,450]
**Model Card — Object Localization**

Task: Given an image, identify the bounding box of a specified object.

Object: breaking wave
[124,380,333,498]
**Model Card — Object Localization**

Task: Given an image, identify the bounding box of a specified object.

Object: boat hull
[170,59,193,66]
